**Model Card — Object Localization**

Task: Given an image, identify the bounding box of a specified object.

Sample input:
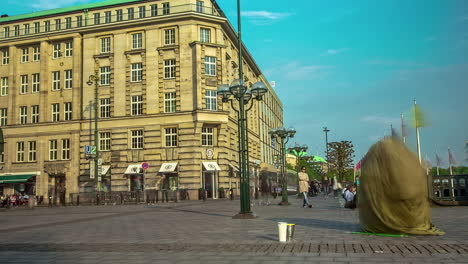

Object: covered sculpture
[358,137,444,235]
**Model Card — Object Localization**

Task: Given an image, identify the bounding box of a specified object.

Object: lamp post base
[278,201,290,206]
[232,212,258,219]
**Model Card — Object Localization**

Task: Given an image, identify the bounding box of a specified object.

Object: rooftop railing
[0,4,222,40]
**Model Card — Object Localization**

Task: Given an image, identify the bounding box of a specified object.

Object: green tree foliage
[430,166,468,175]
[327,140,355,181]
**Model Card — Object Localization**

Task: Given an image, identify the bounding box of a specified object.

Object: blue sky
[2,0,467,167]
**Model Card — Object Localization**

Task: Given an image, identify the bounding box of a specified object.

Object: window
[131,95,143,116]
[105,11,112,23]
[64,69,73,89]
[116,9,123,21]
[165,127,177,147]
[28,141,37,162]
[0,152,3,163]
[76,16,83,27]
[3,27,9,38]
[101,37,111,53]
[164,28,175,45]
[20,75,28,94]
[21,48,29,63]
[53,43,61,58]
[202,127,214,146]
[19,106,27,124]
[99,132,111,151]
[127,8,134,20]
[1,49,9,65]
[55,19,61,30]
[94,13,101,25]
[32,46,40,61]
[52,71,60,90]
[34,22,40,33]
[24,24,30,35]
[151,4,158,16]
[139,6,146,18]
[64,102,72,121]
[65,17,72,29]
[100,98,111,118]
[0,108,7,126]
[65,41,73,57]
[131,63,142,82]
[49,140,57,160]
[200,28,211,43]
[164,92,176,113]
[44,21,51,32]
[204,56,216,76]
[196,1,204,13]
[163,2,170,15]
[62,139,70,160]
[16,142,25,162]
[131,130,144,149]
[205,90,217,111]
[1,77,8,96]
[52,103,60,122]
[32,73,40,93]
[164,59,176,79]
[14,25,19,36]
[100,66,111,85]
[132,32,143,49]
[31,105,39,123]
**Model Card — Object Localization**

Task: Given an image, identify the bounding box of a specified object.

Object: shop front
[0,172,38,196]
[124,164,144,192]
[202,161,221,199]
[159,162,179,202]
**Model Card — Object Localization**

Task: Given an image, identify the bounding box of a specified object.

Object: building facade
[0,0,283,203]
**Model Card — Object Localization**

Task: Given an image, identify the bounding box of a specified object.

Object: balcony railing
[0,4,222,40]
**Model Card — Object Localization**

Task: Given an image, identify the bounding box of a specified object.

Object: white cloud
[241,11,290,20]
[361,115,399,125]
[324,48,348,56]
[280,62,332,81]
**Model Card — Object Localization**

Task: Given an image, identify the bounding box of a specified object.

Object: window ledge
[125,49,146,55]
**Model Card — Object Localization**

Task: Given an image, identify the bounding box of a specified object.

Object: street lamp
[217,0,268,219]
[86,73,100,194]
[269,127,296,205]
[218,80,267,218]
[288,143,308,170]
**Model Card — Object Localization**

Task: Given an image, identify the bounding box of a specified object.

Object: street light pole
[87,73,100,193]
[323,127,330,161]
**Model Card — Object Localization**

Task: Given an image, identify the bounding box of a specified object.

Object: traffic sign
[85,145,97,155]
[142,162,149,170]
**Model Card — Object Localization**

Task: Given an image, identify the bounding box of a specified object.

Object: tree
[327,140,355,181]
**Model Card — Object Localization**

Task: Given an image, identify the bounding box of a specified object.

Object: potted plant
[218,187,225,199]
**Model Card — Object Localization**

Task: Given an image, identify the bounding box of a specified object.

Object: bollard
[277,222,288,242]
[286,224,295,242]
[77,195,80,206]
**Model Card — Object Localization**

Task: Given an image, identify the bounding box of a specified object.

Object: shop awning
[100,165,111,175]
[0,172,38,184]
[159,162,178,173]
[229,164,239,172]
[202,162,221,171]
[124,164,143,174]
[260,163,277,172]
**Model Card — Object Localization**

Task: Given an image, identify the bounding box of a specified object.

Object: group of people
[298,166,358,209]
[0,194,30,208]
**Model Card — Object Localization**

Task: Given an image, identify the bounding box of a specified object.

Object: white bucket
[277,222,288,242]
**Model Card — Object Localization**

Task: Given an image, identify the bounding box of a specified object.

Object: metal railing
[432,174,468,202]
[0,4,222,40]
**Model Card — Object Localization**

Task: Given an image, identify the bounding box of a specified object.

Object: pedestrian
[259,174,270,205]
[322,176,330,198]
[343,185,356,209]
[298,166,312,208]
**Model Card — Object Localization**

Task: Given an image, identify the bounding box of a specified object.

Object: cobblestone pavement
[0,195,467,263]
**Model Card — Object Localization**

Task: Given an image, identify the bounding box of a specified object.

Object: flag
[435,153,442,167]
[354,160,361,171]
[401,113,407,138]
[410,103,426,128]
[448,148,457,165]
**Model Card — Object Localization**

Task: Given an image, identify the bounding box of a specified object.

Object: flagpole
[414,99,422,164]
[448,147,453,175]
[401,113,406,143]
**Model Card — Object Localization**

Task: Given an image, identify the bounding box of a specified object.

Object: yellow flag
[409,103,426,128]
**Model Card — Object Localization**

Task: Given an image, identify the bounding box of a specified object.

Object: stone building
[0,0,283,203]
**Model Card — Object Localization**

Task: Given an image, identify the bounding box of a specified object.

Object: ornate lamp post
[86,73,100,193]
[218,81,267,218]
[288,143,308,171]
[269,127,296,205]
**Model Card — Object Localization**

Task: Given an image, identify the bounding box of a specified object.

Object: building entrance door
[54,175,66,206]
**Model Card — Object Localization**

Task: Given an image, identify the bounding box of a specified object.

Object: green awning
[0,174,35,183]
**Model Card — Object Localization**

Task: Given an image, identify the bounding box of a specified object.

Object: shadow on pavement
[268,217,362,232]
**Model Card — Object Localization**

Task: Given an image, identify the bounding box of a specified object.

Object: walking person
[322,176,330,198]
[298,167,312,208]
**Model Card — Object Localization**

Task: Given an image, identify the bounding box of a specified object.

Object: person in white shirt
[344,185,356,209]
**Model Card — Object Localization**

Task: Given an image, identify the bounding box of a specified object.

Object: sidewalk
[0,195,466,263]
